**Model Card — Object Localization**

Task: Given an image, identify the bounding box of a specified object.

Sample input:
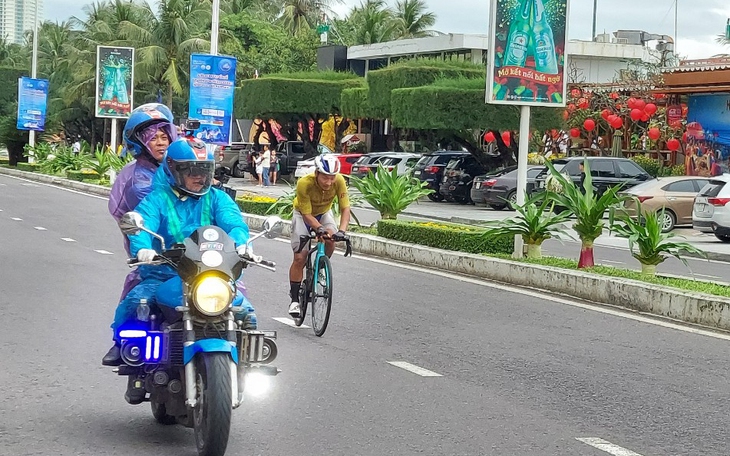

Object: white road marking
[94,249,114,255]
[387,361,443,377]
[272,317,310,329]
[576,437,644,456]
[10,217,22,221]
[34,226,47,231]
[21,183,38,187]
[0,174,107,200]
[61,237,76,242]
[693,273,722,280]
[601,259,624,264]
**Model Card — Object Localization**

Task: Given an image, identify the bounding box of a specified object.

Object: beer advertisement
[95,46,135,118]
[487,0,569,107]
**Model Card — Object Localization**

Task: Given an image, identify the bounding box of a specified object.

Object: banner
[684,94,730,174]
[16,77,49,131]
[95,46,134,118]
[487,0,569,107]
[188,54,237,146]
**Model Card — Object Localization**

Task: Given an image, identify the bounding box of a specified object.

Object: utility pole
[28,0,39,152]
[591,0,597,40]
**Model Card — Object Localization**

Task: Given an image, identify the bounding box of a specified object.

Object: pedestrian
[72,137,81,155]
[255,150,264,187]
[261,145,271,187]
[248,150,259,182]
[270,149,278,185]
[578,160,587,194]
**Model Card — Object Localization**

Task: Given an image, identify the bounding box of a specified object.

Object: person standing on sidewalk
[270,149,279,185]
[261,145,272,187]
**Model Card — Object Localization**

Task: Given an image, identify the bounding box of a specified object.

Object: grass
[490,254,730,298]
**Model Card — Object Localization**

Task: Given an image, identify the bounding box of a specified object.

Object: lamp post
[591,0,597,40]
[210,0,220,55]
[28,0,39,151]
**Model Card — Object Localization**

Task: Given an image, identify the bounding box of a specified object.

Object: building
[0,0,42,45]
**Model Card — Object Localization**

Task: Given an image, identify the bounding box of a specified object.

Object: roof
[663,57,730,73]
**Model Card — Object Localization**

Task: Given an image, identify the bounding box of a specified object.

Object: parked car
[276,141,334,175]
[412,151,470,202]
[619,176,710,232]
[693,175,730,242]
[439,154,489,204]
[377,153,420,175]
[349,152,417,179]
[215,142,254,177]
[472,165,544,210]
[294,153,364,179]
[533,157,651,196]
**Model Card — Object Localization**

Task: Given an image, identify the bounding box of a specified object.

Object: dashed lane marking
[387,361,443,377]
[61,238,76,242]
[10,217,22,221]
[272,317,310,329]
[34,226,47,231]
[576,437,644,456]
[94,250,114,255]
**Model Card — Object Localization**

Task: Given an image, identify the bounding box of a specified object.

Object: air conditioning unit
[615,38,629,44]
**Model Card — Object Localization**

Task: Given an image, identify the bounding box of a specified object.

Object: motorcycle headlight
[193,276,233,316]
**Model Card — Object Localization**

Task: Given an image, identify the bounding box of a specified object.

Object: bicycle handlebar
[295,232,352,257]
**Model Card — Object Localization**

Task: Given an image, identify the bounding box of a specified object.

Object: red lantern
[562,110,570,120]
[578,98,589,109]
[484,131,495,142]
[567,103,576,112]
[583,119,596,131]
[501,131,511,146]
[654,93,667,100]
[570,128,581,138]
[682,132,688,142]
[648,128,661,141]
[641,113,650,122]
[667,138,680,151]
[628,98,637,109]
[611,117,624,129]
[634,99,646,111]
[610,92,620,100]
[630,109,643,121]
[571,88,582,98]
[607,115,617,124]
[644,103,657,116]
[601,109,611,120]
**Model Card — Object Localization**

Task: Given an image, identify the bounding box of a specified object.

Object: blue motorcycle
[113,212,282,456]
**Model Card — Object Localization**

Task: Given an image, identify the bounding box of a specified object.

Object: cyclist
[288,154,350,317]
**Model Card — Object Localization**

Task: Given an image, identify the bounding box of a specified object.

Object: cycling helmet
[123,103,177,159]
[314,154,341,175]
[162,138,215,197]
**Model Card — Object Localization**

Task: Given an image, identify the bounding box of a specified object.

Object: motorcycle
[113,211,283,456]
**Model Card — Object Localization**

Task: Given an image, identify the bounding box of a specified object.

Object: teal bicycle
[293,231,352,336]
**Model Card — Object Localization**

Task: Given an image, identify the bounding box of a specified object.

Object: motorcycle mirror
[119,211,145,235]
[262,216,284,239]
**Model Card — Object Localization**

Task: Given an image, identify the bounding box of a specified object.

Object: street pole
[28,0,39,156]
[513,105,531,259]
[674,0,678,55]
[591,0,597,40]
[110,119,118,183]
[210,0,220,55]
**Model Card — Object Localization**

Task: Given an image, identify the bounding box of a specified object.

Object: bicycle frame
[304,238,327,293]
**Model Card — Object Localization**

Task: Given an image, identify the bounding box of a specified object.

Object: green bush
[340,87,372,119]
[377,219,514,255]
[0,158,9,165]
[235,196,278,216]
[66,170,100,181]
[16,162,40,172]
[631,155,661,177]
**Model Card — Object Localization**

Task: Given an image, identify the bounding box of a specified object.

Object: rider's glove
[236,244,248,257]
[316,226,328,237]
[136,249,157,264]
[333,230,347,241]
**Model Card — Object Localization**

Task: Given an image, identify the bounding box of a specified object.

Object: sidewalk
[228,177,730,262]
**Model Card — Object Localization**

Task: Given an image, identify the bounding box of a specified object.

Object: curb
[5,166,730,332]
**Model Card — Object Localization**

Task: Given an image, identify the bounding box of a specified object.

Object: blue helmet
[123,103,177,159]
[162,138,215,197]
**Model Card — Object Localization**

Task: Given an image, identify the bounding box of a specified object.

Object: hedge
[16,162,40,172]
[367,64,485,119]
[235,195,278,216]
[391,84,562,131]
[377,220,514,255]
[236,73,364,119]
[340,87,373,120]
[66,170,101,181]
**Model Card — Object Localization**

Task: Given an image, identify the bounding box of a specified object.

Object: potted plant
[481,193,572,259]
[610,203,705,275]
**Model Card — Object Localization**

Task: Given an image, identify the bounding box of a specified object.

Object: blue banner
[17,77,49,131]
[188,54,237,145]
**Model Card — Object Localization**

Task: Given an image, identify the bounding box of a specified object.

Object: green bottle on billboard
[533,0,559,74]
[504,0,533,67]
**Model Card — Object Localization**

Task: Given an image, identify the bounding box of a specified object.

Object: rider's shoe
[288,301,301,318]
[240,312,258,330]
[102,343,122,366]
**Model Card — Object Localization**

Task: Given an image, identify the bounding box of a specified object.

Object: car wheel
[659,210,676,233]
[428,193,444,202]
[489,204,507,211]
[715,233,730,243]
[232,161,245,178]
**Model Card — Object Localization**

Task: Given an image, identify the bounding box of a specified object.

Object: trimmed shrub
[377,219,514,255]
[0,158,9,165]
[340,87,372,119]
[631,155,661,178]
[236,194,278,216]
[16,162,40,172]
[66,170,100,181]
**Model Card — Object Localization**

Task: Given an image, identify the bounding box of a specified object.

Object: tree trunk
[526,243,542,259]
[578,241,595,268]
[640,263,657,276]
[300,115,318,159]
[335,116,351,152]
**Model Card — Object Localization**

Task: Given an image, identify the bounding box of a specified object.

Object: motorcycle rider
[288,154,351,317]
[102,138,256,366]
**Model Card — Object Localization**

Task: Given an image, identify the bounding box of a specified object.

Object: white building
[0,0,42,45]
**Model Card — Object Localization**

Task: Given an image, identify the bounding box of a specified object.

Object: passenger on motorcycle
[102,138,256,366]
[287,154,351,317]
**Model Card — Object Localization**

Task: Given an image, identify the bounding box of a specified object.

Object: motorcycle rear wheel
[151,400,176,425]
[193,353,232,456]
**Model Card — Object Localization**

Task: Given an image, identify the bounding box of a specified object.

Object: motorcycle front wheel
[193,353,233,456]
[151,399,176,425]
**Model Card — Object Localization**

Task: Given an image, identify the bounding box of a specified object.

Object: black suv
[438,154,489,204]
[412,151,470,201]
[533,157,651,195]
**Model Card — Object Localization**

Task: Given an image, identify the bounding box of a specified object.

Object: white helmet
[314,154,341,175]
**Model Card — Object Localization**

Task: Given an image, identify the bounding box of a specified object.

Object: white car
[294,157,317,179]
[379,153,421,176]
[693,174,730,242]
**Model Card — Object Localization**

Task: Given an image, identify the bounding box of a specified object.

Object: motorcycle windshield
[177,225,243,283]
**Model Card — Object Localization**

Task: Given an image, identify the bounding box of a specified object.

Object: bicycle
[293,231,352,336]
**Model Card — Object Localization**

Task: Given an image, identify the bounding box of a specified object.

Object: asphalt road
[2,174,730,455]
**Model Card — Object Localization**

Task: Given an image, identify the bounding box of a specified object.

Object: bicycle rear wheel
[311,256,333,337]
[293,280,308,327]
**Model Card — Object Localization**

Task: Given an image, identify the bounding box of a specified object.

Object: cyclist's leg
[289,210,310,312]
[320,210,338,258]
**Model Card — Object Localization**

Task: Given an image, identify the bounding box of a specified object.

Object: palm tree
[278,0,338,37]
[351,0,395,45]
[392,0,436,39]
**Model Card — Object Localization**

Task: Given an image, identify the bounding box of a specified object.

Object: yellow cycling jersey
[293,173,350,216]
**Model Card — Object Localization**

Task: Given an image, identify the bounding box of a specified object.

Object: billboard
[95,46,135,118]
[16,77,49,131]
[487,0,569,107]
[684,94,730,176]
[188,54,237,146]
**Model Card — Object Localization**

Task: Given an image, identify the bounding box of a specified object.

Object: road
[229,178,730,285]
[2,174,730,455]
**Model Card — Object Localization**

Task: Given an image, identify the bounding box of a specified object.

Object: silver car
[693,175,730,242]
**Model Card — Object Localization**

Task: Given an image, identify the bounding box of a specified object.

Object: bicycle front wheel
[311,255,333,337]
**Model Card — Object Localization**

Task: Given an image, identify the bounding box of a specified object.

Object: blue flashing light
[145,336,152,360]
[119,330,147,339]
[153,336,161,360]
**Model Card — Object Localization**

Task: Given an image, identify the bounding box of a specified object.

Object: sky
[45,0,730,60]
